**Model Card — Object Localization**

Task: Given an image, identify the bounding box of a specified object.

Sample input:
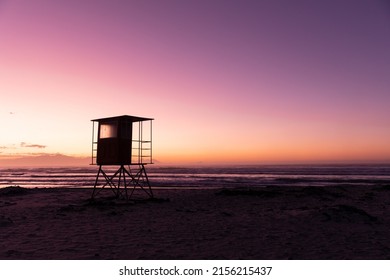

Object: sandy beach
[1,185,390,260]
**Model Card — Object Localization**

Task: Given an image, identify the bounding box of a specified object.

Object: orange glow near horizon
[1,1,390,166]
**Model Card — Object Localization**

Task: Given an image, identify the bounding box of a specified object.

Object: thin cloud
[0,145,16,150]
[20,142,47,149]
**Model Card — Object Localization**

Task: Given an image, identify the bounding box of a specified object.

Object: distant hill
[0,154,90,167]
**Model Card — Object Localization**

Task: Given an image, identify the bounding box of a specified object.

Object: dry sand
[1,185,390,259]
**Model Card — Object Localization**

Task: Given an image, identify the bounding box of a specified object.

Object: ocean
[1,164,390,189]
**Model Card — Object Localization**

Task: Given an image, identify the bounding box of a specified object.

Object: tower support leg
[124,164,153,199]
[91,164,153,200]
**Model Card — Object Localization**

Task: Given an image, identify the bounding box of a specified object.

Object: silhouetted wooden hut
[90,115,154,200]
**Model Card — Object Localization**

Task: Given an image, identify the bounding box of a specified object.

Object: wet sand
[1,185,390,259]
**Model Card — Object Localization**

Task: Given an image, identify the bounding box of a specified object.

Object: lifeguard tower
[90,115,154,200]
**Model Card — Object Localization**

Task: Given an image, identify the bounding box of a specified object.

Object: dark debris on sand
[0,215,13,227]
[0,186,30,196]
[215,188,282,198]
[376,185,390,191]
[319,204,378,224]
[297,186,345,198]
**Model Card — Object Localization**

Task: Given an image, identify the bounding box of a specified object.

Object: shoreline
[1,185,390,259]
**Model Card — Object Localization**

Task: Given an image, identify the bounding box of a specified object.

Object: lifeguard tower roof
[92,115,154,122]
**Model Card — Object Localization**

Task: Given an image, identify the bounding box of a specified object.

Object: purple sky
[0,0,389,164]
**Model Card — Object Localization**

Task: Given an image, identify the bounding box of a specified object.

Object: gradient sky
[1,0,389,165]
